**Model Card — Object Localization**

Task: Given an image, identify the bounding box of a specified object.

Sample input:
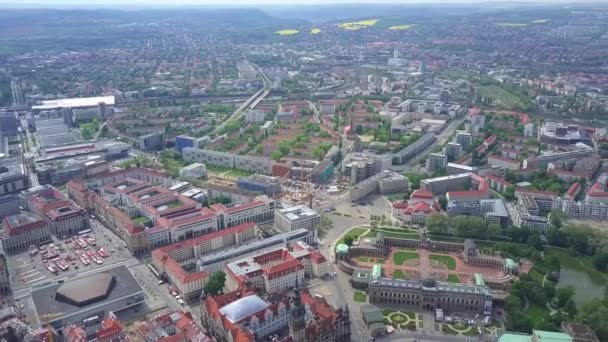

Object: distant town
[0,3,608,342]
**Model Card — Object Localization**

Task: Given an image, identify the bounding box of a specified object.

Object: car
[178,299,185,305]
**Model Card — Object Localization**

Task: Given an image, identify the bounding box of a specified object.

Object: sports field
[275,29,299,35]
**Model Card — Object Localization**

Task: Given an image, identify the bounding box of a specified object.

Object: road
[391,114,467,172]
[211,63,271,138]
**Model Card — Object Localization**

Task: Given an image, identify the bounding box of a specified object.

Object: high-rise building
[445,142,463,162]
[426,153,448,172]
[138,132,164,151]
[456,132,473,150]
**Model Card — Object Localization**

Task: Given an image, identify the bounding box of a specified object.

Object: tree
[549,209,564,229]
[487,224,502,239]
[564,299,577,317]
[204,271,226,295]
[555,286,575,308]
[527,232,543,251]
[438,195,447,211]
[344,236,354,247]
[271,151,283,161]
[593,253,608,271]
[578,301,608,341]
[425,213,449,234]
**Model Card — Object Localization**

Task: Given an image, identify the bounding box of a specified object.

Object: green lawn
[336,227,368,247]
[379,230,420,239]
[447,274,460,283]
[430,254,457,270]
[358,257,369,262]
[478,84,532,111]
[441,324,459,335]
[393,251,419,265]
[354,291,367,303]
[393,270,406,279]
[132,216,149,225]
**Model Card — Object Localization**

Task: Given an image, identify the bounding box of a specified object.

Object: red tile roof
[411,189,434,199]
[264,259,303,280]
[566,182,581,198]
[587,182,608,198]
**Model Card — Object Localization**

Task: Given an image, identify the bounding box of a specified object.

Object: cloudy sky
[0,0,598,6]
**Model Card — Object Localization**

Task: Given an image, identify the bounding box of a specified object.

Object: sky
[0,0,602,6]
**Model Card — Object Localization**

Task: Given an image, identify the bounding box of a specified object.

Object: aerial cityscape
[1,1,608,342]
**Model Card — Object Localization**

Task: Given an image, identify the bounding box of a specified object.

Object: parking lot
[9,219,133,289]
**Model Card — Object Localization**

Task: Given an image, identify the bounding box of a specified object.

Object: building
[0,195,20,220]
[201,287,350,342]
[447,199,511,227]
[0,250,9,293]
[392,189,439,226]
[421,173,473,195]
[539,122,593,146]
[1,211,51,253]
[349,170,407,202]
[445,142,462,162]
[456,132,473,150]
[179,163,207,181]
[245,109,266,123]
[176,135,206,154]
[63,312,130,342]
[151,222,258,300]
[342,153,390,184]
[209,196,275,229]
[224,248,306,293]
[393,133,436,165]
[495,330,573,342]
[0,154,29,196]
[183,148,273,175]
[427,153,448,172]
[25,186,89,237]
[275,205,320,236]
[196,229,314,277]
[138,131,164,151]
[237,174,282,196]
[523,149,598,170]
[488,155,521,170]
[0,113,19,137]
[133,310,210,341]
[560,323,599,342]
[31,266,144,331]
[368,278,492,316]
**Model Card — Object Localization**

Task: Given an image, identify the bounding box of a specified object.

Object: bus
[78,229,92,236]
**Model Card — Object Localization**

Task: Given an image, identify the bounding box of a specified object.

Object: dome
[219,295,269,323]
[336,244,349,254]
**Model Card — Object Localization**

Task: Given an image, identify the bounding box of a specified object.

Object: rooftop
[219,295,269,323]
[31,266,143,319]
[33,96,115,110]
[277,205,319,221]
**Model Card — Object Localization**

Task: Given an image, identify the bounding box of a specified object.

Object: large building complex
[237,174,282,196]
[368,278,493,316]
[31,266,144,331]
[274,205,320,236]
[349,170,407,202]
[183,148,273,175]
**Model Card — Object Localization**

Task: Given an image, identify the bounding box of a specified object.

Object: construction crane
[38,312,63,342]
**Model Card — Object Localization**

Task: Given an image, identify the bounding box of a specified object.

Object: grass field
[393,251,419,265]
[389,24,415,30]
[447,274,460,283]
[379,230,420,239]
[430,254,457,270]
[340,19,378,30]
[393,270,406,279]
[275,29,299,35]
[336,227,368,247]
[478,84,531,110]
[354,291,367,303]
[311,28,321,34]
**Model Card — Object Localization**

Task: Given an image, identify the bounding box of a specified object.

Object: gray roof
[219,295,269,323]
[371,277,490,296]
[56,273,115,306]
[31,266,143,318]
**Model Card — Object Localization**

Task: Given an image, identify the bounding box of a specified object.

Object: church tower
[288,289,307,342]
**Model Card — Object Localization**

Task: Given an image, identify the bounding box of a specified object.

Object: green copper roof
[336,244,349,254]
[533,330,573,342]
[505,258,518,269]
[372,264,382,278]
[474,273,485,287]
